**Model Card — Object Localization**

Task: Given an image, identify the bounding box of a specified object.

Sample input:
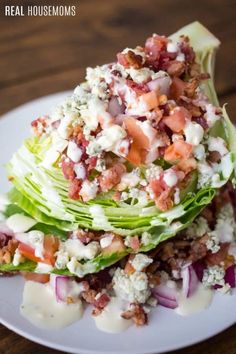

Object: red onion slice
[181,265,199,298]
[224,265,236,288]
[55,276,71,302]
[147,76,171,95]
[108,97,125,117]
[153,282,178,309]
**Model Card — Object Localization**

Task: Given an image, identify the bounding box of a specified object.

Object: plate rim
[0,92,235,354]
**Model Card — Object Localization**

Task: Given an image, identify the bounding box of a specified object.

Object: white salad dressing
[175,283,213,316]
[94,297,132,333]
[21,281,83,329]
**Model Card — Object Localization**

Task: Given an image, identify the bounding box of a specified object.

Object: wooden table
[0,0,235,353]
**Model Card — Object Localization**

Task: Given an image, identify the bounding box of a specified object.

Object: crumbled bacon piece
[145,35,167,62]
[61,159,75,181]
[99,163,126,192]
[81,289,97,304]
[72,229,98,244]
[129,236,140,252]
[68,179,82,200]
[94,293,110,310]
[179,36,195,63]
[121,303,148,326]
[117,50,143,69]
[126,79,149,96]
[165,60,185,77]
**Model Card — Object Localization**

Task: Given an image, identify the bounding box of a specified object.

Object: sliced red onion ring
[181,265,199,298]
[224,265,236,288]
[108,96,125,117]
[153,282,178,309]
[55,276,71,302]
[192,261,206,282]
[147,76,171,95]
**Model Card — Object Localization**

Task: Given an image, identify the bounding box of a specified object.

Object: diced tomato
[164,140,193,163]
[162,107,190,133]
[141,91,158,111]
[18,235,59,266]
[102,234,126,255]
[22,272,50,284]
[206,243,229,266]
[124,116,150,165]
[177,157,197,174]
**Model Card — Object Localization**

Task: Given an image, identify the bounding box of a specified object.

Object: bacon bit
[121,303,148,326]
[61,159,75,181]
[169,77,187,101]
[72,230,98,244]
[31,116,48,136]
[99,163,126,192]
[94,293,110,310]
[126,79,149,96]
[189,63,201,78]
[147,108,163,128]
[124,255,136,275]
[148,273,161,287]
[129,236,140,252]
[185,78,199,98]
[166,60,185,77]
[206,243,229,266]
[179,36,195,63]
[81,289,98,304]
[68,179,82,200]
[87,156,98,171]
[145,35,167,61]
[113,191,121,201]
[148,178,173,212]
[117,50,143,69]
[102,234,126,255]
[188,236,208,262]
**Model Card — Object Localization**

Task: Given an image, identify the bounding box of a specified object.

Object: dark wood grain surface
[0,0,235,353]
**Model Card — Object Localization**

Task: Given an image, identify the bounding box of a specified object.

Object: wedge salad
[0,21,235,332]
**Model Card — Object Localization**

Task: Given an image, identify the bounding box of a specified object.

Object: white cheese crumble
[113,268,151,303]
[12,248,25,266]
[100,233,114,248]
[174,188,180,205]
[204,104,220,128]
[208,137,228,157]
[163,169,178,187]
[202,266,225,287]
[130,254,153,271]
[87,125,126,156]
[61,239,100,261]
[186,216,210,238]
[184,121,204,146]
[74,163,86,180]
[117,168,141,191]
[125,67,154,84]
[28,230,45,258]
[193,144,206,161]
[145,164,162,181]
[80,180,98,201]
[67,141,82,163]
[214,203,236,243]
[55,249,70,269]
[141,231,153,246]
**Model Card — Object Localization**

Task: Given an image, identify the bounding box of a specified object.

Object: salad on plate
[0,21,235,332]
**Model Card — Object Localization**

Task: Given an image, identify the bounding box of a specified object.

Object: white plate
[0,92,235,354]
